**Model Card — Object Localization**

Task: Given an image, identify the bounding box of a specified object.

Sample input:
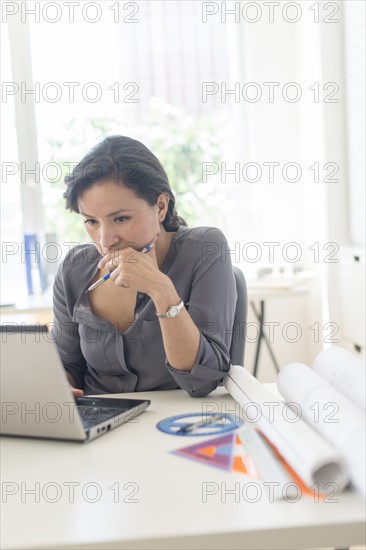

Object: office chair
[229,266,247,366]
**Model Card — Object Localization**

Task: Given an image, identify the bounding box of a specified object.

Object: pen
[85,241,155,293]
[176,414,224,434]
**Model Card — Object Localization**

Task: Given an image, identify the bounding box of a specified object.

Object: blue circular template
[156,412,243,436]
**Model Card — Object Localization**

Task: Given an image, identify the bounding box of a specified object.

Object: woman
[52,136,237,398]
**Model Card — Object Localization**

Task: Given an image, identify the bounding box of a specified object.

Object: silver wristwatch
[156,299,184,319]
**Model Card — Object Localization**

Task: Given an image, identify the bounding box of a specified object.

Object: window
[1,22,24,304]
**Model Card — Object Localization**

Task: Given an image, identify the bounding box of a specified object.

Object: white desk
[246,273,315,376]
[1,292,54,324]
[1,387,365,550]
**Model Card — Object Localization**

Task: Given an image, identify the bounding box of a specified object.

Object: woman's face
[78,180,168,256]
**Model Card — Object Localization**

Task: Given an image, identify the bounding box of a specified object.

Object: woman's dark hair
[64,135,187,231]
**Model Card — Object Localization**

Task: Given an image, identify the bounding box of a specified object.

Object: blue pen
[85,242,155,293]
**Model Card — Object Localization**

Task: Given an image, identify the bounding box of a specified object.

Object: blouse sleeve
[165,227,237,397]
[51,259,87,389]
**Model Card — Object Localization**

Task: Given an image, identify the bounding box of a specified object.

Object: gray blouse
[51,226,237,397]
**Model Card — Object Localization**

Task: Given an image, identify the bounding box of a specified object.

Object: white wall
[234,8,325,378]
[226,1,365,377]
[321,1,365,357]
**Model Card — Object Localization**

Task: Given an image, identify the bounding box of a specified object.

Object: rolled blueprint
[224,365,349,491]
[313,347,365,411]
[277,362,365,498]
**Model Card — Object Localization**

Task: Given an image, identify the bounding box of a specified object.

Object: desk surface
[1,387,365,550]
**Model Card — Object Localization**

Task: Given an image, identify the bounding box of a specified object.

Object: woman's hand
[70,386,84,398]
[98,244,167,297]
[66,372,84,398]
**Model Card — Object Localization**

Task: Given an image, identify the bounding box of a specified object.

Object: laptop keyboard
[77,405,121,428]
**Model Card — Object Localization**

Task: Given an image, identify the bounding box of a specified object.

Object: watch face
[169,306,179,318]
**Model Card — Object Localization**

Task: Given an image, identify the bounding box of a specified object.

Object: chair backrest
[229,266,247,366]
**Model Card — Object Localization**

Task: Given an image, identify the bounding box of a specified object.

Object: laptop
[0,324,150,442]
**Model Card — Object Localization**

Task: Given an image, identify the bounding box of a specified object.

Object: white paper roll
[277,362,365,499]
[224,365,349,492]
